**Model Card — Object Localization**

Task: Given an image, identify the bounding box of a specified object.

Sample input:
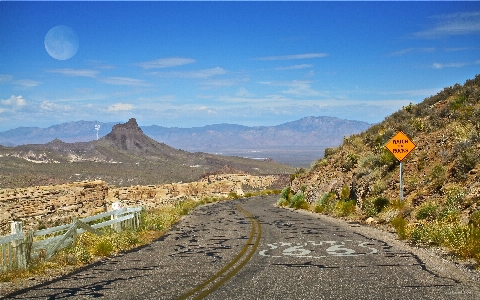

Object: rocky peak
[103,118,157,152]
[111,118,142,134]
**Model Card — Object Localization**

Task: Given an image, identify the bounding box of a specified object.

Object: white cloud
[414,11,480,38]
[235,87,254,97]
[99,77,151,86]
[432,62,469,69]
[47,69,99,77]
[150,67,227,79]
[0,74,13,83]
[275,64,314,70]
[1,95,27,108]
[40,101,72,112]
[136,57,196,69]
[281,81,327,97]
[254,53,328,61]
[14,79,41,87]
[40,100,74,113]
[108,103,135,112]
[387,48,435,56]
[195,105,216,114]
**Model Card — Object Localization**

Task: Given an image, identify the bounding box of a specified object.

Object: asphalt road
[6,195,480,299]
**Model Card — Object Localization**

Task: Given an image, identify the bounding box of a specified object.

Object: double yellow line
[176,204,262,300]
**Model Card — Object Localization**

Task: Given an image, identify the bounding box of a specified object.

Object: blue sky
[1,1,479,131]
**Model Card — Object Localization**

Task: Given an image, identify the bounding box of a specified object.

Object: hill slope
[0,119,294,188]
[289,75,480,264]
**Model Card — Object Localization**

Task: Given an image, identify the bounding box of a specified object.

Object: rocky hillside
[0,119,294,188]
[290,75,480,263]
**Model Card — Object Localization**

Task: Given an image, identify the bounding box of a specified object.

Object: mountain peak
[112,118,141,132]
[103,118,155,152]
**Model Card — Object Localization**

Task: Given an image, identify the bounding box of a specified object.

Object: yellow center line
[176,203,262,300]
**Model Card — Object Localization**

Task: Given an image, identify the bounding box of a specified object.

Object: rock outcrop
[0,174,289,234]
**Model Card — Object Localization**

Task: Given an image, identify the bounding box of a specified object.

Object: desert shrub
[335,200,356,217]
[450,94,467,110]
[277,197,289,207]
[314,192,336,213]
[407,222,476,249]
[403,102,415,113]
[411,118,425,132]
[471,210,480,228]
[278,186,291,205]
[444,185,466,209]
[391,216,408,240]
[278,186,291,207]
[453,141,479,180]
[442,224,480,260]
[340,184,350,200]
[438,207,461,223]
[342,153,359,171]
[290,168,306,182]
[363,196,389,217]
[228,192,241,199]
[71,244,92,264]
[429,165,446,189]
[371,180,387,196]
[114,230,141,250]
[93,240,114,257]
[311,158,328,169]
[415,202,438,221]
[289,191,309,210]
[324,147,338,158]
[373,197,390,212]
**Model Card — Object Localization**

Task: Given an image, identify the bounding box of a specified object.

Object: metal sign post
[399,162,403,201]
[385,131,416,201]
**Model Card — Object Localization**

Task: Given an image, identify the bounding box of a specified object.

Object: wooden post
[10,221,26,269]
[111,202,123,232]
[23,230,34,267]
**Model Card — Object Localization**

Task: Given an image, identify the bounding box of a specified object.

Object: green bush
[314,192,336,213]
[277,197,289,207]
[429,165,446,189]
[94,240,114,257]
[278,186,292,207]
[280,186,291,200]
[324,147,338,158]
[363,196,389,217]
[343,153,359,171]
[415,202,438,221]
[289,191,309,210]
[470,210,480,227]
[228,192,241,199]
[336,200,356,217]
[340,184,350,200]
[391,216,408,240]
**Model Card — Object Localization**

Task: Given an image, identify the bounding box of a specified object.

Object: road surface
[6,195,479,299]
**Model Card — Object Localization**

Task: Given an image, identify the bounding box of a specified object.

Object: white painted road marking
[259,240,378,258]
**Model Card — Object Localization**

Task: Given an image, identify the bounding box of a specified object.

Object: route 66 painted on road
[259,240,379,258]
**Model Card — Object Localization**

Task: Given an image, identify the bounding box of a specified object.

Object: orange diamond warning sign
[385,131,416,161]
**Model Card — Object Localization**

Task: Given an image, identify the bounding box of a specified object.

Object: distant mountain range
[0,116,370,148]
[0,116,370,167]
[0,118,294,188]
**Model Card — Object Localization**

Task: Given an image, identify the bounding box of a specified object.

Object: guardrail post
[111,202,123,232]
[10,221,26,270]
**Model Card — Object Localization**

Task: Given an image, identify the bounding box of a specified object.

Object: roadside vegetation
[0,189,279,285]
[280,75,480,268]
